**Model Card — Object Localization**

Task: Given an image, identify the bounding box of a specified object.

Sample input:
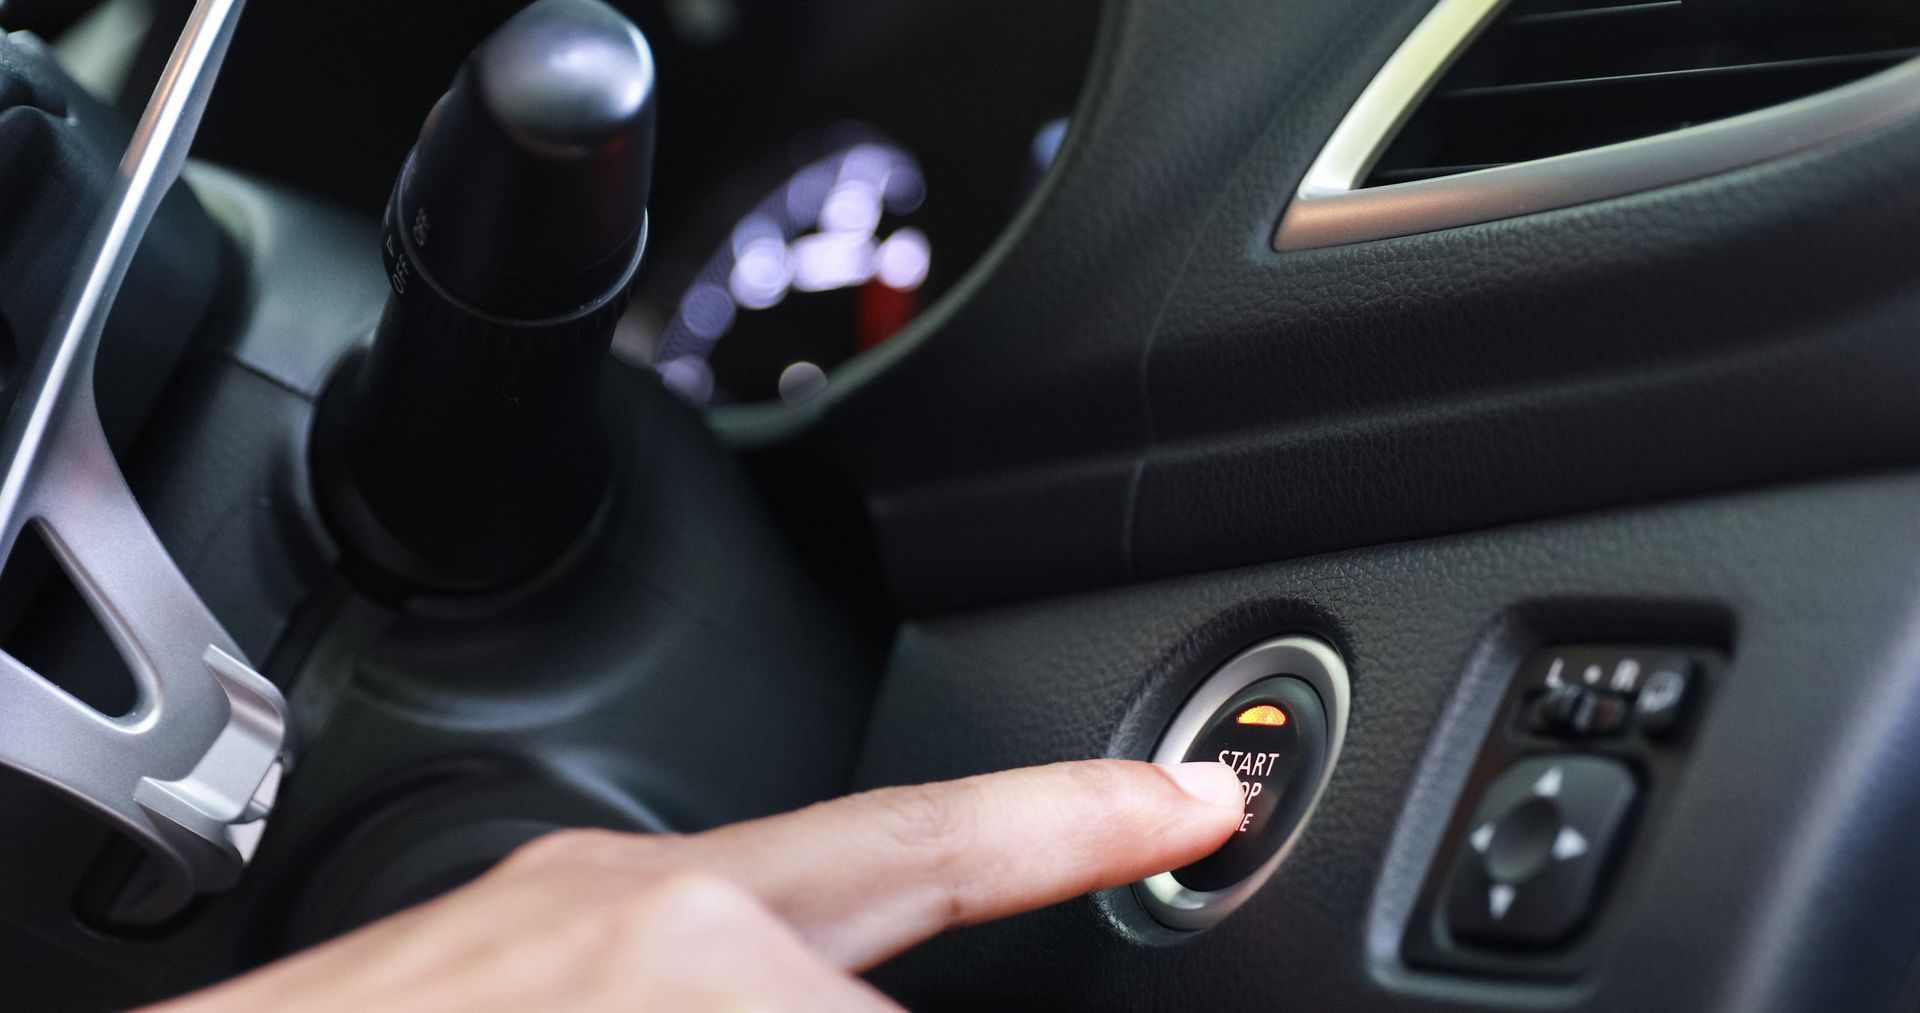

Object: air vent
[1274,0,1920,250]
[1366,0,1920,186]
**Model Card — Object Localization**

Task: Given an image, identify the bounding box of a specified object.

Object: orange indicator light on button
[1235,704,1287,727]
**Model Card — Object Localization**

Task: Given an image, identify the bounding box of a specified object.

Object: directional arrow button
[1446,755,1638,946]
[1470,822,1495,854]
[1490,884,1517,920]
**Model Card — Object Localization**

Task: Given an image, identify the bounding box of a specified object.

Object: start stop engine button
[1136,636,1350,931]
[1171,677,1330,892]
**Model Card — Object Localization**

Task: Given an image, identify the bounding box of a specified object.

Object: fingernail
[1162,761,1245,808]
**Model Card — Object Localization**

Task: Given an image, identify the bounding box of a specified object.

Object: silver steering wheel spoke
[0,0,287,926]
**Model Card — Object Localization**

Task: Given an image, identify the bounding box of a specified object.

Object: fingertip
[1159,760,1246,811]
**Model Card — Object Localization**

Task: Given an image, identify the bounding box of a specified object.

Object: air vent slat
[1510,0,1662,12]
[1362,0,1920,189]
[1497,5,1742,80]
[1443,50,1918,102]
[1505,2,1684,29]
[1366,163,1515,185]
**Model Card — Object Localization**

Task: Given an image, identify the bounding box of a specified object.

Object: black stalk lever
[319,0,656,591]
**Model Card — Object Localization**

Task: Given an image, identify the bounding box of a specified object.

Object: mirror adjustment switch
[1406,642,1716,975]
[1444,755,1636,946]
[1519,649,1701,742]
[1633,660,1695,738]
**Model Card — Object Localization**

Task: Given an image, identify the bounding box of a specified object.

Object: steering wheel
[0,0,284,929]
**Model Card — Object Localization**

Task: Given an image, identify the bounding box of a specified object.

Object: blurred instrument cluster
[6,0,1101,404]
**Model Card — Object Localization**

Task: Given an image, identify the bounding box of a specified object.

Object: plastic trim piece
[1273,0,1920,250]
[1135,635,1350,931]
[0,0,288,926]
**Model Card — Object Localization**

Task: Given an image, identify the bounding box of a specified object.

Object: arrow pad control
[1443,755,1637,946]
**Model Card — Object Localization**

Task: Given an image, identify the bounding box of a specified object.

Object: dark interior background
[3,0,1920,1009]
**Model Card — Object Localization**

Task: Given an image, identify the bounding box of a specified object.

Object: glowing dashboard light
[790,232,876,293]
[885,168,927,215]
[652,137,931,404]
[777,360,828,404]
[680,282,737,339]
[1032,117,1070,170]
[874,228,931,291]
[658,356,716,404]
[841,143,900,186]
[784,164,836,223]
[820,179,884,235]
[729,237,792,310]
[1236,704,1288,727]
[731,213,783,257]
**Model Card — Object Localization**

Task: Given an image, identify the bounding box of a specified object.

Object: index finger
[681,759,1246,970]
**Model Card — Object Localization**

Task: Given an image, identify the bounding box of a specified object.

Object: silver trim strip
[1274,0,1920,250]
[0,0,288,926]
[1135,636,1350,931]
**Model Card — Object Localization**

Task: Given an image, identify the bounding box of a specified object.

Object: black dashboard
[2,0,1920,1009]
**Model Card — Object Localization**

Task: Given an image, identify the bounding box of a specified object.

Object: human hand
[152,759,1245,1011]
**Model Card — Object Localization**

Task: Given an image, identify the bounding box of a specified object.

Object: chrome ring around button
[1136,635,1351,930]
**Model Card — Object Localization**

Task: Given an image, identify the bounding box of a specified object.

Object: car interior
[2,0,1920,1007]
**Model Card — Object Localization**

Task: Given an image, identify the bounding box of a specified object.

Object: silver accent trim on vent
[1135,635,1350,931]
[1274,0,1920,251]
[0,0,288,927]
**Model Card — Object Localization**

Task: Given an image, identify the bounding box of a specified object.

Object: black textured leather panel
[791,0,1920,612]
[855,472,1920,1011]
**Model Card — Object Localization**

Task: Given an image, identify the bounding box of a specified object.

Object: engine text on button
[1220,750,1282,831]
